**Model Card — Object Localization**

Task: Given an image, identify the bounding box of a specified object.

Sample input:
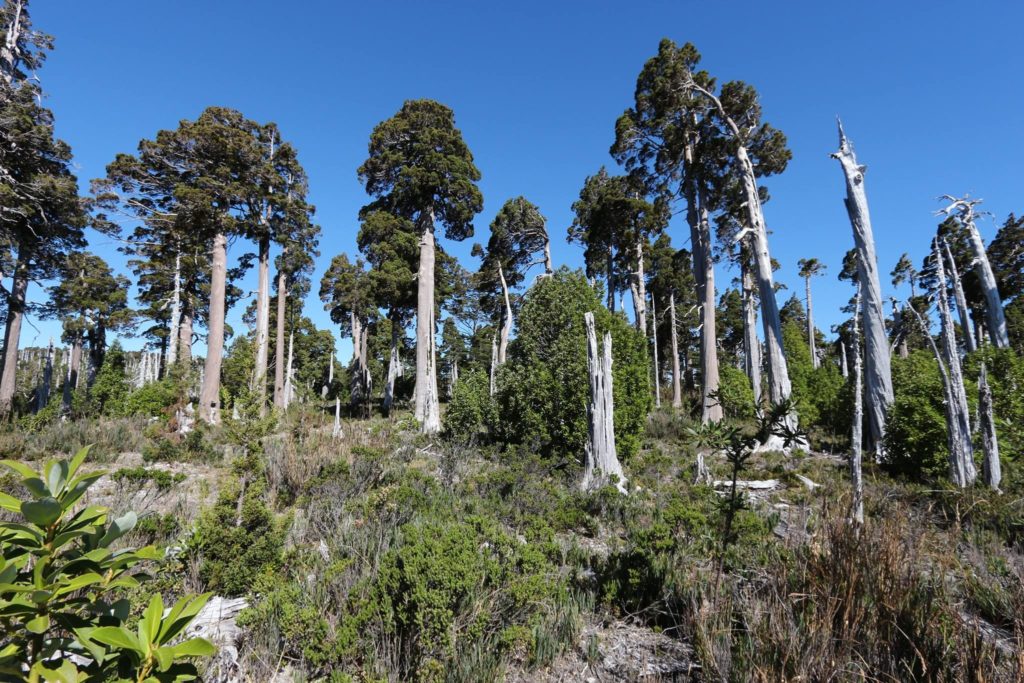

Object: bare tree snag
[166,248,182,368]
[383,321,400,415]
[200,232,228,424]
[939,196,1010,348]
[942,239,977,353]
[979,362,1001,491]
[497,263,512,365]
[850,283,864,525]
[742,258,762,407]
[650,293,661,408]
[669,293,682,408]
[253,235,272,408]
[413,210,441,433]
[273,253,288,409]
[831,120,894,457]
[582,312,627,493]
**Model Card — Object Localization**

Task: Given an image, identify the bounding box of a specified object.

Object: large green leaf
[139,593,163,648]
[45,460,69,497]
[21,498,62,527]
[90,625,144,655]
[25,613,50,633]
[68,445,92,479]
[0,491,21,513]
[170,637,216,658]
[98,511,137,547]
[158,593,212,643]
[0,460,37,479]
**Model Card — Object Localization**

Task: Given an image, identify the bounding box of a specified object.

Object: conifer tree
[357,100,483,433]
[797,258,826,369]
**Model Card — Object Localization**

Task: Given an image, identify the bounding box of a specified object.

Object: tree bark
[414,209,440,433]
[497,263,512,365]
[839,337,848,378]
[850,283,864,525]
[582,311,627,493]
[543,234,554,275]
[805,275,818,369]
[37,338,53,413]
[942,239,977,354]
[961,210,1010,348]
[669,293,682,408]
[283,330,294,410]
[488,330,498,397]
[831,121,893,457]
[632,237,647,336]
[273,257,287,409]
[62,338,82,418]
[742,257,762,408]
[178,302,193,366]
[199,232,228,424]
[650,293,661,408]
[0,253,28,418]
[978,362,1001,491]
[384,314,400,415]
[167,248,182,369]
[253,235,271,407]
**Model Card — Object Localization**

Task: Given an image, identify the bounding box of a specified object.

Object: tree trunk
[850,283,864,525]
[284,330,294,410]
[498,263,512,365]
[632,237,647,336]
[414,209,440,433]
[650,293,661,408]
[333,397,342,439]
[37,338,53,413]
[488,330,498,397]
[167,248,182,369]
[253,235,272,407]
[742,257,762,407]
[942,239,977,354]
[543,234,554,275]
[831,121,893,457]
[178,302,193,366]
[892,301,909,359]
[978,362,1001,491]
[62,338,82,418]
[606,250,615,312]
[669,293,682,408]
[964,217,1010,348]
[384,313,400,415]
[805,275,818,369]
[839,337,849,378]
[0,253,28,418]
[273,258,287,409]
[582,311,626,493]
[199,232,228,424]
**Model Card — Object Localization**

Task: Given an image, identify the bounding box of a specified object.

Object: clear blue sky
[21,0,1024,357]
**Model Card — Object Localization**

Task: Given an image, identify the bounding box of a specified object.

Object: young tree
[357,100,482,433]
[891,253,918,299]
[831,121,894,457]
[797,258,826,369]
[320,253,376,413]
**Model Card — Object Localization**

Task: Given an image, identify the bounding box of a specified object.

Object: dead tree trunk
[200,232,228,424]
[37,338,53,413]
[253,235,272,408]
[831,120,893,457]
[178,303,193,366]
[741,256,762,407]
[488,330,498,397]
[498,263,512,365]
[166,248,182,369]
[414,210,441,433]
[62,338,83,418]
[940,196,1009,348]
[805,274,819,369]
[384,316,400,415]
[669,293,682,408]
[650,293,661,408]
[942,239,977,354]
[850,283,864,525]
[978,362,1000,491]
[283,330,295,410]
[839,338,849,378]
[632,237,648,336]
[582,312,627,493]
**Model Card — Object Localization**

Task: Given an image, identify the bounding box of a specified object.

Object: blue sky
[21,0,1024,357]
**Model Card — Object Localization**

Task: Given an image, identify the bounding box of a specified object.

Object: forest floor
[1,409,1022,681]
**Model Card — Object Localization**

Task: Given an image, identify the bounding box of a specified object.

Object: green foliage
[120,377,183,419]
[781,321,848,442]
[964,347,1024,461]
[142,429,214,464]
[443,370,496,442]
[112,466,185,491]
[87,343,131,416]
[885,350,948,478]
[495,268,651,463]
[0,446,213,680]
[714,364,755,419]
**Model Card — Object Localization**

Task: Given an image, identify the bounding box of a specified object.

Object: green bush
[714,364,755,419]
[443,370,496,441]
[88,343,131,416]
[964,347,1024,462]
[885,350,948,478]
[494,268,651,463]
[121,377,182,419]
[0,446,213,680]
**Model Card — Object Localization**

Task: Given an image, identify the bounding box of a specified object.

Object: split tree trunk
[199,232,228,424]
[831,121,893,457]
[978,362,1001,491]
[582,311,627,493]
[273,258,287,409]
[850,283,864,525]
[253,236,272,407]
[0,254,28,418]
[741,257,762,407]
[805,275,818,369]
[669,293,682,408]
[942,239,977,354]
[413,210,441,433]
[497,263,512,365]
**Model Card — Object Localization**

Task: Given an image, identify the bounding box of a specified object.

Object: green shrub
[495,267,651,462]
[443,370,496,441]
[885,350,948,478]
[88,343,131,416]
[714,364,755,419]
[112,466,185,491]
[0,446,213,679]
[121,377,182,418]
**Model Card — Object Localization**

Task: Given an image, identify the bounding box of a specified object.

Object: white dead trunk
[414,210,441,433]
[805,274,819,369]
[940,196,1009,348]
[0,1,25,87]
[942,239,977,354]
[333,398,343,439]
[253,236,272,406]
[273,259,288,409]
[497,262,512,365]
[632,237,648,337]
[488,330,498,397]
[839,337,849,378]
[543,235,554,276]
[831,121,893,457]
[582,312,627,493]
[978,362,1000,491]
[669,293,682,408]
[384,319,400,415]
[200,232,228,425]
[167,248,182,369]
[850,283,864,525]
[283,330,294,410]
[741,258,762,407]
[62,339,82,418]
[650,293,661,408]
